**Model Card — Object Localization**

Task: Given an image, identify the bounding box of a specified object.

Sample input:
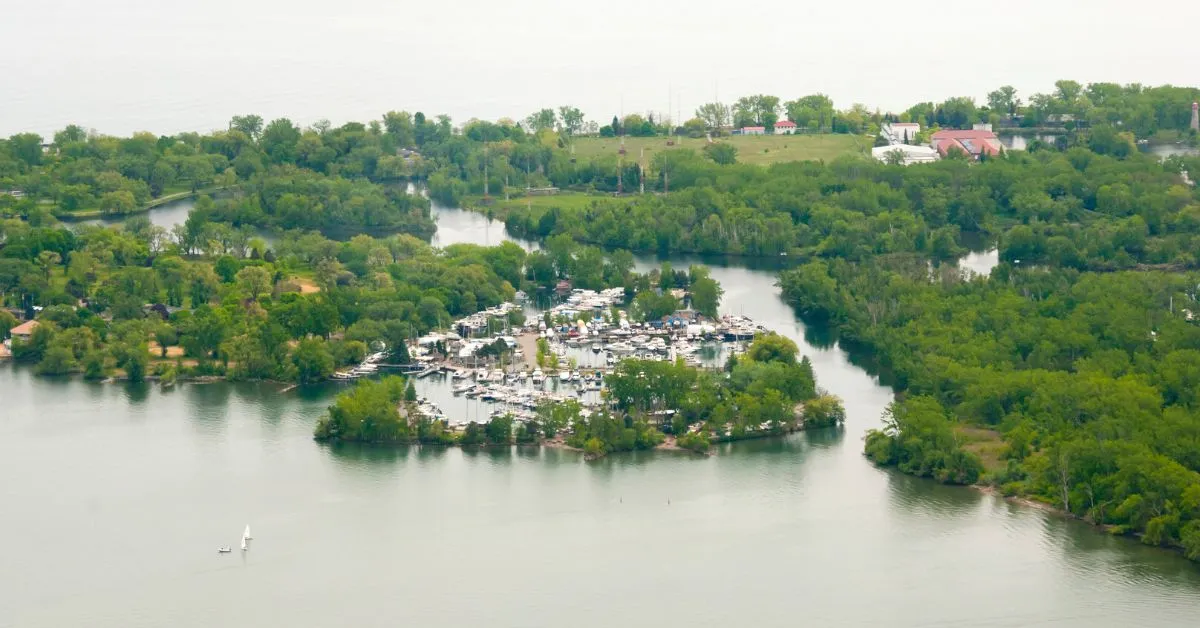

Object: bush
[676,431,711,453]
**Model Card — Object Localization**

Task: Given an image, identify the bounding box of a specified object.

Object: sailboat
[243,524,252,541]
[241,536,248,551]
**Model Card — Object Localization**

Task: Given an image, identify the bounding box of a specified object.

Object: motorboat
[531,369,544,384]
[558,370,570,381]
[218,546,232,553]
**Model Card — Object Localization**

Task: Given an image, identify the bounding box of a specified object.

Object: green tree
[229,114,264,139]
[292,337,334,384]
[986,86,1020,116]
[689,271,723,317]
[525,109,557,132]
[557,106,585,135]
[235,265,272,302]
[702,142,737,165]
[745,334,799,365]
[695,103,731,132]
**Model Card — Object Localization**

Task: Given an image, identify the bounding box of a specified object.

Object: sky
[1,0,1198,137]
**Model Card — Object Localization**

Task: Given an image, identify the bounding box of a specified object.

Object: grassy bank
[570,134,865,166]
[54,186,229,221]
[463,191,629,216]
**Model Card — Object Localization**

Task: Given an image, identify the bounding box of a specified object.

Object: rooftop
[9,320,39,336]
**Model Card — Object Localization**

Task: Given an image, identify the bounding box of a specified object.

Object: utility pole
[639,148,645,195]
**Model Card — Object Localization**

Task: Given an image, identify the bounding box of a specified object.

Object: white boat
[241,536,248,551]
[531,369,544,384]
[558,370,570,381]
[218,546,232,553]
[452,383,473,395]
[608,342,634,354]
[243,524,252,541]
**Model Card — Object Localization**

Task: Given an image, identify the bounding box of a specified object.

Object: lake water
[5,203,1200,627]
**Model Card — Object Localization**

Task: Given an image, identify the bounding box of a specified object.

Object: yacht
[217,546,232,553]
[531,369,544,385]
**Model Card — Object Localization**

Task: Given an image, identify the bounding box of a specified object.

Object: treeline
[780,258,1200,559]
[0,214,526,382]
[512,81,1200,141]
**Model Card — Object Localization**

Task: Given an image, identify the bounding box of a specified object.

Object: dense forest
[492,147,1200,268]
[780,259,1200,559]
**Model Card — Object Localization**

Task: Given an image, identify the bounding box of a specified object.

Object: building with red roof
[773,120,798,135]
[931,126,1002,159]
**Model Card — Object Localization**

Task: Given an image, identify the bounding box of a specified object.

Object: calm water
[78,196,200,230]
[5,204,1200,627]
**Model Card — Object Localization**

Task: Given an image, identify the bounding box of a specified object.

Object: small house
[737,126,766,136]
[8,320,39,343]
[773,120,798,135]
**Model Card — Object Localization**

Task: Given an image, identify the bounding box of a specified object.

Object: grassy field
[956,426,1007,475]
[571,134,866,166]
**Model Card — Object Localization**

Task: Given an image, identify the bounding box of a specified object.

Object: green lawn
[571,134,866,166]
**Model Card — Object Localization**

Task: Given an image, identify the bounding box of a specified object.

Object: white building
[881,122,921,145]
[872,144,939,166]
[773,120,798,135]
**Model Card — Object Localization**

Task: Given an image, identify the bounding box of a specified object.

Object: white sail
[243,524,251,540]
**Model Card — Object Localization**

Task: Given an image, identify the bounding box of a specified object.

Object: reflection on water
[884,467,986,521]
[327,440,411,466]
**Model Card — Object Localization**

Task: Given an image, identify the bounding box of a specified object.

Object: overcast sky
[2,0,1198,137]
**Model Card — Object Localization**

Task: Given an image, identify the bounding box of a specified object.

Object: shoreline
[54,185,230,221]
[973,481,1194,560]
